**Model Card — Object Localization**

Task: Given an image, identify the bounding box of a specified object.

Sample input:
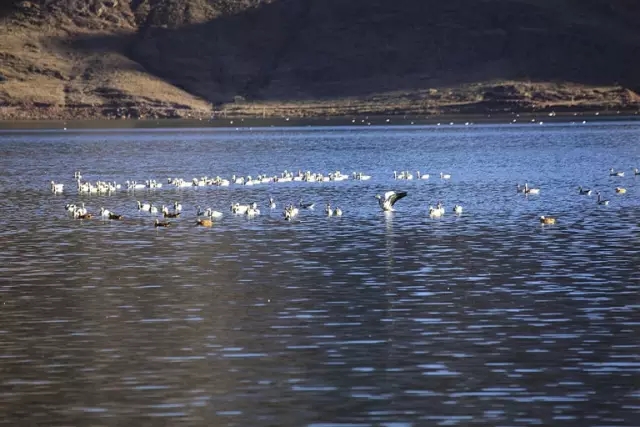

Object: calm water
[1,123,639,426]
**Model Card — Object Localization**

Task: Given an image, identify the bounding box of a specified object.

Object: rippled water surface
[1,122,640,426]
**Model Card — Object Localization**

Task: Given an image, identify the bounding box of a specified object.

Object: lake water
[1,122,639,426]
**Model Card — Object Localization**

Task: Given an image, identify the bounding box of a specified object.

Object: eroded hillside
[1,0,639,119]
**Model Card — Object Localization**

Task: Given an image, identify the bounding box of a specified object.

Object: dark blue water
[1,122,639,426]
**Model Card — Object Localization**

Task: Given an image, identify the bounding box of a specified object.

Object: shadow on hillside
[65,0,640,105]
[0,0,28,19]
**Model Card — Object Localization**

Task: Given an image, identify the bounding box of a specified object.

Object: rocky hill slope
[1,0,639,119]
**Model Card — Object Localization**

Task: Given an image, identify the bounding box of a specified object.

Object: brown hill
[1,0,639,120]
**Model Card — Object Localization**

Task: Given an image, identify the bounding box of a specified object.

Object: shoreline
[0,110,638,130]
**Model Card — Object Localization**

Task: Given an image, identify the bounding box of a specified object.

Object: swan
[334,207,343,216]
[231,203,249,214]
[634,168,640,176]
[609,168,624,177]
[453,204,463,214]
[162,206,180,218]
[269,198,276,209]
[174,201,182,212]
[440,172,451,180]
[149,204,158,214]
[100,207,111,218]
[429,206,444,217]
[375,191,407,211]
[325,203,333,216]
[75,202,87,216]
[524,183,540,195]
[246,206,261,217]
[283,204,299,220]
[417,171,430,180]
[50,181,64,193]
[137,201,150,211]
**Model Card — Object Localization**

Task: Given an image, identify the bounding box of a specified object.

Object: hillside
[1,0,639,120]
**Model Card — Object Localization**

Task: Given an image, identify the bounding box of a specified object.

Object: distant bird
[283,204,299,220]
[634,168,640,176]
[50,181,64,193]
[578,186,592,196]
[299,201,315,210]
[334,207,343,216]
[596,192,609,206]
[154,219,171,227]
[375,191,407,211]
[609,168,624,177]
[453,204,463,214]
[440,172,451,180]
[196,218,213,227]
[325,203,333,217]
[162,205,180,218]
[524,183,540,195]
[540,215,556,225]
[268,197,276,209]
[108,212,123,220]
[615,187,627,194]
[174,201,182,212]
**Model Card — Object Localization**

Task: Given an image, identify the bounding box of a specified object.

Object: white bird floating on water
[524,183,540,195]
[440,172,451,180]
[50,181,64,193]
[283,204,299,221]
[609,168,624,177]
[453,204,463,214]
[375,191,408,211]
[429,202,445,217]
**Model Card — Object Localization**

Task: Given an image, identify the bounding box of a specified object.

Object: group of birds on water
[52,166,638,228]
[535,167,638,225]
[51,168,462,227]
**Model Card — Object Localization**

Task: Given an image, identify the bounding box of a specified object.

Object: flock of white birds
[51,166,637,227]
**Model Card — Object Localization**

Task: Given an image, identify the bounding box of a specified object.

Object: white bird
[429,201,445,217]
[453,204,463,214]
[375,191,408,211]
[174,201,182,212]
[99,207,111,218]
[524,183,540,195]
[334,207,343,216]
[609,168,624,177]
[440,172,451,180]
[416,171,429,180]
[50,181,64,193]
[429,206,444,217]
[137,201,150,211]
[325,203,333,216]
[268,198,276,209]
[75,202,87,216]
[149,204,158,214]
[283,204,299,220]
